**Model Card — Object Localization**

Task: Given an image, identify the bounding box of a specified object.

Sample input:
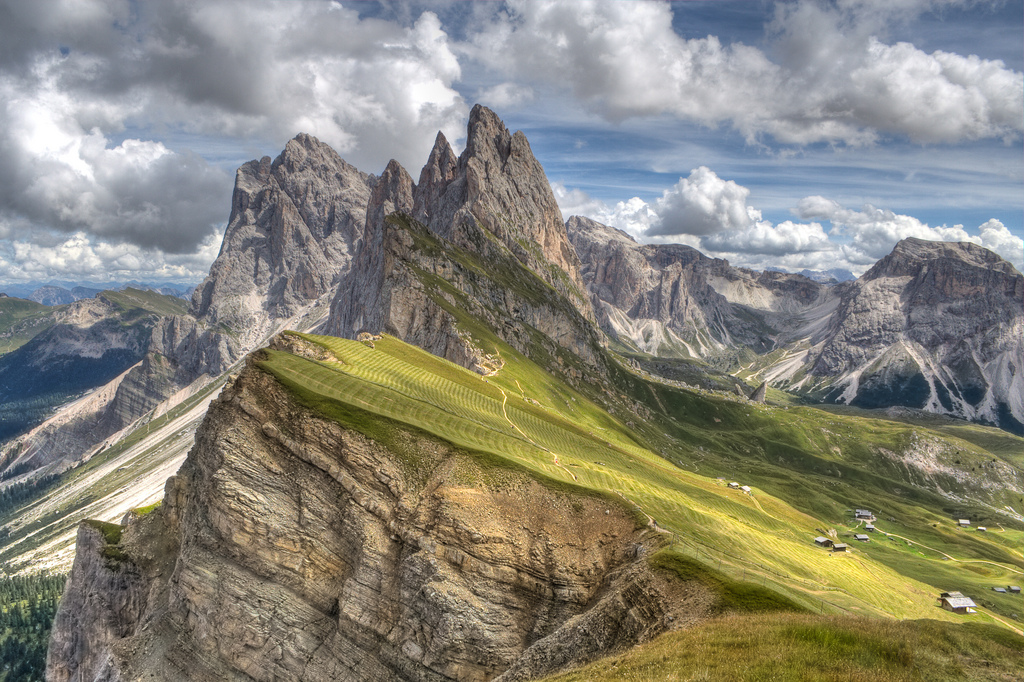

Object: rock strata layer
[47,352,709,681]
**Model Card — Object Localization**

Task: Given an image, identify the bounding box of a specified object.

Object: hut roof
[943,596,977,609]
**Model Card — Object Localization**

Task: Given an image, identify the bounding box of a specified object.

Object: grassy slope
[259,333,1024,635]
[98,288,188,319]
[0,298,61,357]
[540,613,1024,682]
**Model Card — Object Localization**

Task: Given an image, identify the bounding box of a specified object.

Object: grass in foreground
[257,333,1023,627]
[541,613,1024,682]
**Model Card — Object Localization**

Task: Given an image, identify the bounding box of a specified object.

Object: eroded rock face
[48,358,705,681]
[192,133,372,349]
[809,238,1024,431]
[3,135,372,474]
[566,216,832,357]
[327,107,601,373]
[46,523,149,682]
[413,106,591,317]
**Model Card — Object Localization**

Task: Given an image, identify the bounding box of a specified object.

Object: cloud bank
[556,167,1024,275]
[0,0,468,282]
[0,0,1020,283]
[472,0,1022,145]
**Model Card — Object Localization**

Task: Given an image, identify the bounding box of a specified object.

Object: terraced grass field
[259,332,1024,634]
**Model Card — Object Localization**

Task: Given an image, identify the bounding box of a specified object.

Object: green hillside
[0,298,61,357]
[259,332,1024,636]
[0,289,189,443]
[540,613,1024,681]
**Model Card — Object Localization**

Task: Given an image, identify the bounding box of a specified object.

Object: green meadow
[259,332,1024,635]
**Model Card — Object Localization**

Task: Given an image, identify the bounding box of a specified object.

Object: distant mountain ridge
[567,216,1023,434]
[1,281,195,304]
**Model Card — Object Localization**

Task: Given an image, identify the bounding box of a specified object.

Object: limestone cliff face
[48,355,706,681]
[413,106,591,317]
[46,522,150,682]
[807,238,1024,431]
[569,220,1022,431]
[326,107,601,373]
[567,216,832,357]
[191,133,372,349]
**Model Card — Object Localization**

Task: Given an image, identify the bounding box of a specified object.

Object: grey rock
[48,356,710,681]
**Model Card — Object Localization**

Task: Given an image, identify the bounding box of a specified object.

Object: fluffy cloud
[471,0,1022,146]
[701,220,833,257]
[649,168,759,237]
[0,69,230,253]
[0,230,221,283]
[552,182,661,240]
[0,0,469,281]
[977,219,1024,268]
[559,167,1023,274]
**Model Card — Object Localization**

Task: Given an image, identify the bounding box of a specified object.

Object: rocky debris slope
[48,353,708,682]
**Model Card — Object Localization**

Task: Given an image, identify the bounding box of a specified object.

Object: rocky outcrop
[48,356,708,681]
[413,106,591,317]
[46,522,149,682]
[567,216,834,358]
[191,133,372,350]
[805,238,1024,432]
[749,382,767,404]
[326,107,601,373]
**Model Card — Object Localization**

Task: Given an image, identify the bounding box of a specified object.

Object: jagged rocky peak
[867,237,1020,280]
[805,238,1023,432]
[412,105,590,313]
[191,133,372,344]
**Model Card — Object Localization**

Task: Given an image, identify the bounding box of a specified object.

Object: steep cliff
[191,133,372,350]
[566,215,834,358]
[412,106,590,317]
[571,216,1022,432]
[47,345,708,681]
[805,238,1024,432]
[326,106,600,374]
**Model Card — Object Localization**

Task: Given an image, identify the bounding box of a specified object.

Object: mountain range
[0,106,1020,680]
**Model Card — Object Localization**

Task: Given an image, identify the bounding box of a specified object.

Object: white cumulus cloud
[649,167,758,237]
[471,0,1023,146]
[0,0,471,281]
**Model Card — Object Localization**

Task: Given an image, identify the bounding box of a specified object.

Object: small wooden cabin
[938,591,976,614]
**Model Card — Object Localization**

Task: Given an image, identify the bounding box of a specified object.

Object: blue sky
[0,0,1020,284]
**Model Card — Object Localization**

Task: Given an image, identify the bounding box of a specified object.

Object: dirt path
[882,531,1024,575]
[497,387,577,482]
[614,490,670,533]
[977,608,1024,636]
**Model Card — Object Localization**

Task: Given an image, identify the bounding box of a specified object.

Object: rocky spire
[412,104,592,317]
[190,133,372,348]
